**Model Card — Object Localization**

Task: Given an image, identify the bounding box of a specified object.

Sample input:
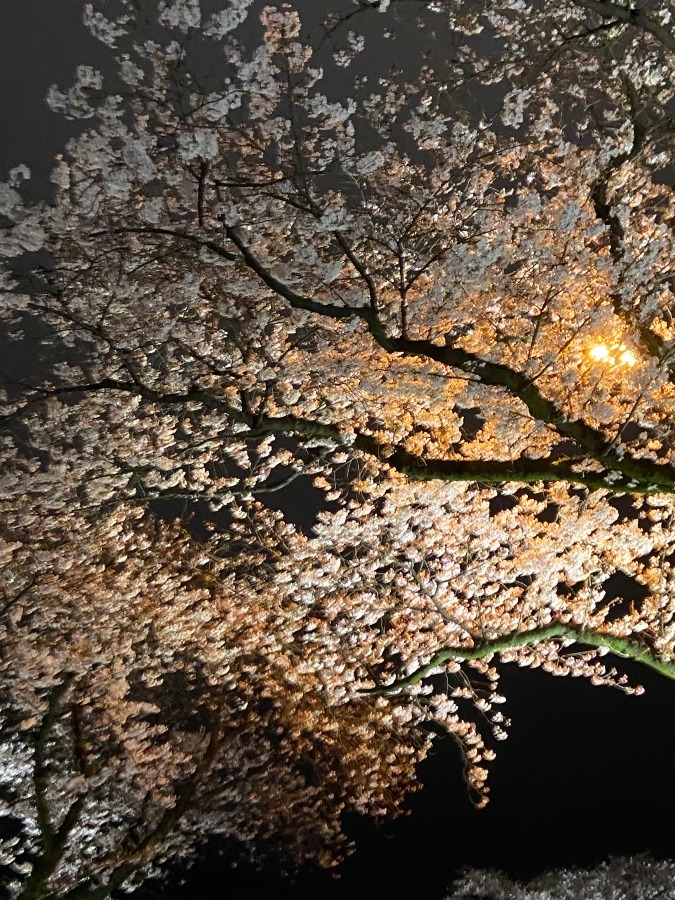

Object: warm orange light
[589,343,610,362]
[588,340,637,368]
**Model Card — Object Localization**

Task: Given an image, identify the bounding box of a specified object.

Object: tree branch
[363,623,675,694]
[573,1,675,51]
[19,676,77,900]
[52,720,245,900]
[222,229,675,492]
[89,226,237,261]
[224,226,366,320]
[11,378,675,495]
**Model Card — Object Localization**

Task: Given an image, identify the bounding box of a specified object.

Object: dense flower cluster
[448,854,675,899]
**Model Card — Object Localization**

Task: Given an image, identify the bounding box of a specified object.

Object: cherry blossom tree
[4,0,675,895]
[448,854,675,899]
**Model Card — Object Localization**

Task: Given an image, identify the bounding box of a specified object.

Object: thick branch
[224,226,365,320]
[364,624,675,694]
[223,228,609,435]
[351,437,675,494]
[224,231,675,490]
[19,676,77,900]
[14,380,675,495]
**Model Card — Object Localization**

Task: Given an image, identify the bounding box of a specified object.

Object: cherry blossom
[448,854,675,899]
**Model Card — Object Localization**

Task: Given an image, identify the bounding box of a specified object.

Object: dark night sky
[3,3,675,897]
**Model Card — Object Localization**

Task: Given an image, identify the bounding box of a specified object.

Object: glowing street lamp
[589,343,610,362]
[588,341,636,368]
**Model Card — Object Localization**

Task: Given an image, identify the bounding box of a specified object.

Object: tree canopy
[448,854,675,899]
[3,0,675,895]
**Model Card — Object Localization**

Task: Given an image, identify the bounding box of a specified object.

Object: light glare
[589,343,610,362]
[588,341,637,368]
